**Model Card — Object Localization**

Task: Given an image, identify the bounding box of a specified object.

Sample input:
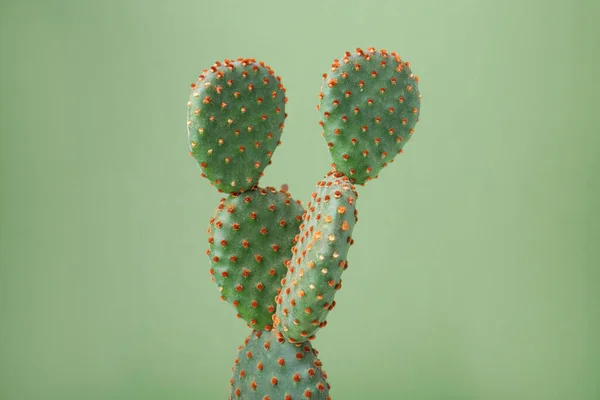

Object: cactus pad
[208,186,304,330]
[274,171,358,343]
[187,58,288,193]
[318,47,421,184]
[229,330,331,400]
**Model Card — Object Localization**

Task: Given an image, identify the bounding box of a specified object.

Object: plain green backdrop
[1,0,599,399]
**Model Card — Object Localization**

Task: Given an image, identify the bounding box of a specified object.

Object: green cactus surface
[318,47,421,184]
[208,186,304,330]
[273,171,358,343]
[187,58,288,193]
[229,330,331,400]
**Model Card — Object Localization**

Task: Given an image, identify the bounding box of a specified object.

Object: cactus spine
[186,48,421,398]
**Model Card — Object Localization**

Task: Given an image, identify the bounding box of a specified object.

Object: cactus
[186,48,421,398]
[273,171,358,343]
[318,47,421,184]
[208,186,304,330]
[228,330,330,400]
[187,58,288,193]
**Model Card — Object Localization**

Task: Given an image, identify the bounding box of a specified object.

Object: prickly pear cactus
[208,186,304,330]
[186,48,422,398]
[229,330,331,400]
[318,47,421,184]
[187,58,288,193]
[274,171,358,343]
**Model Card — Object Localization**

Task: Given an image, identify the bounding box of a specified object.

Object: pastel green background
[1,0,598,399]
